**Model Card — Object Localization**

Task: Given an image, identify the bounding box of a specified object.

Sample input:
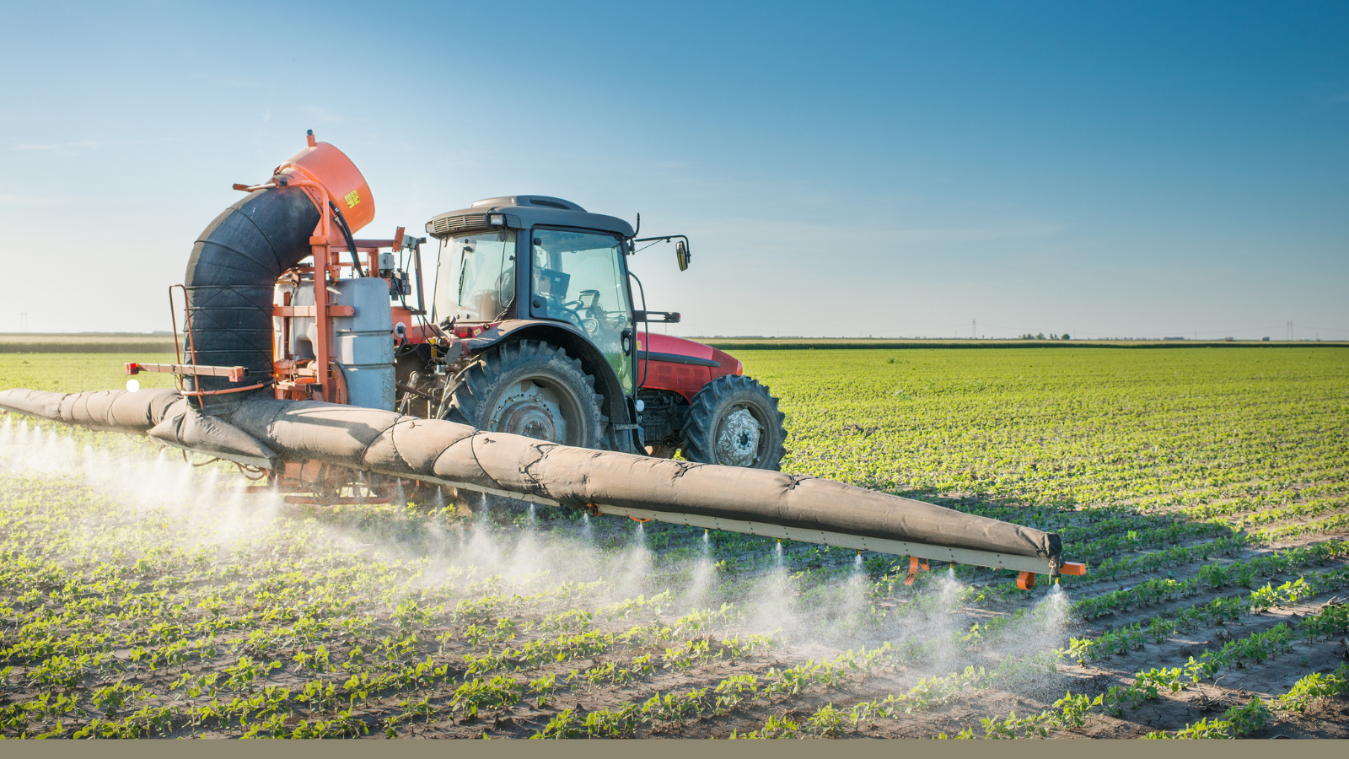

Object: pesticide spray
[0,418,1079,717]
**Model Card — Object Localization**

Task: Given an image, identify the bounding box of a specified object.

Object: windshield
[531,229,633,391]
[432,230,517,323]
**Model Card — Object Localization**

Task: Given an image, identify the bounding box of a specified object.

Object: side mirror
[675,240,690,271]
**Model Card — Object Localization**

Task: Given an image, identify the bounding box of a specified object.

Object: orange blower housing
[275,137,376,244]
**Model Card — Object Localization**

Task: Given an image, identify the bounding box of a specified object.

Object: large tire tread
[444,340,610,450]
[680,375,787,470]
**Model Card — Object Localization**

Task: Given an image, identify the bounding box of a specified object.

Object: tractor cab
[407,196,787,470]
[428,197,636,394]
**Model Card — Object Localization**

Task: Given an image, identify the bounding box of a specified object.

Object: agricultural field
[1,346,1347,739]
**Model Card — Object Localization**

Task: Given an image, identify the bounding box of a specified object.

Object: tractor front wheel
[681,376,787,470]
[443,340,609,449]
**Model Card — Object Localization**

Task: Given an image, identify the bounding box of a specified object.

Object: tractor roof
[426,195,635,240]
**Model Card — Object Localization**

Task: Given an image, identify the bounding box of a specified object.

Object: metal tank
[280,277,395,410]
[330,277,395,410]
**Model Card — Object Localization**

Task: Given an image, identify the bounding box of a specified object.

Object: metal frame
[127,363,250,382]
[594,504,1057,575]
[153,439,275,471]
[360,466,1067,577]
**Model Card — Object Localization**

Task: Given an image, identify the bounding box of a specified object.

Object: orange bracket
[272,305,355,318]
[904,555,931,585]
[126,362,249,382]
[1060,562,1087,576]
[232,182,278,193]
[181,383,266,398]
[1017,571,1037,591]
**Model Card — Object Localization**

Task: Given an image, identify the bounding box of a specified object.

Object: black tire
[680,375,787,470]
[444,340,609,449]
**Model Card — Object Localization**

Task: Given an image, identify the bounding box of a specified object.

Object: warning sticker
[344,190,360,209]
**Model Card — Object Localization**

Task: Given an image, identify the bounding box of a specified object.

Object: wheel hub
[715,408,762,467]
[491,380,568,443]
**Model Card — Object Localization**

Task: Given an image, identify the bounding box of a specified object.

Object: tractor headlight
[488,214,505,226]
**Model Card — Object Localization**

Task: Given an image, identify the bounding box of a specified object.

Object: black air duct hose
[182,187,320,412]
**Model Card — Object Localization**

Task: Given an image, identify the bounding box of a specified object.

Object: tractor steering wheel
[560,300,604,337]
[559,301,587,329]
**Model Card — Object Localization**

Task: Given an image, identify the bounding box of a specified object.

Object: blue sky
[2,1,1346,339]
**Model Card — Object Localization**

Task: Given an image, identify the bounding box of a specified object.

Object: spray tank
[278,276,395,410]
[0,134,1084,588]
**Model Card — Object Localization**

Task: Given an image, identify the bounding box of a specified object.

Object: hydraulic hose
[328,200,366,278]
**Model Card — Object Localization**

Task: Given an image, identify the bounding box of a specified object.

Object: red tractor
[390,195,788,470]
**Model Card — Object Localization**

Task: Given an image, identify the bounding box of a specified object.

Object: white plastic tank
[329,277,395,410]
[277,277,395,410]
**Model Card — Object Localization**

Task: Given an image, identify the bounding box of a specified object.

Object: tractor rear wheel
[443,340,609,449]
[680,376,787,470]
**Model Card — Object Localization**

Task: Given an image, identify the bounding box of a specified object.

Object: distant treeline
[0,342,178,354]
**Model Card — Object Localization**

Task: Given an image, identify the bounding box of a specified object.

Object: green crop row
[1144,663,1349,739]
[532,645,896,738]
[771,598,1349,740]
[1070,539,1349,620]
[1067,569,1349,664]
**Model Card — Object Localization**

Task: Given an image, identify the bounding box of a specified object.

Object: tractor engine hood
[638,332,743,376]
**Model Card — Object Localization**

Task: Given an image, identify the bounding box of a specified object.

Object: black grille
[426,213,521,237]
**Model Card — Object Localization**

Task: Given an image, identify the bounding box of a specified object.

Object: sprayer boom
[0,387,1082,585]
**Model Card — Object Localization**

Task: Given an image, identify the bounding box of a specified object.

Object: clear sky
[2,1,1346,340]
